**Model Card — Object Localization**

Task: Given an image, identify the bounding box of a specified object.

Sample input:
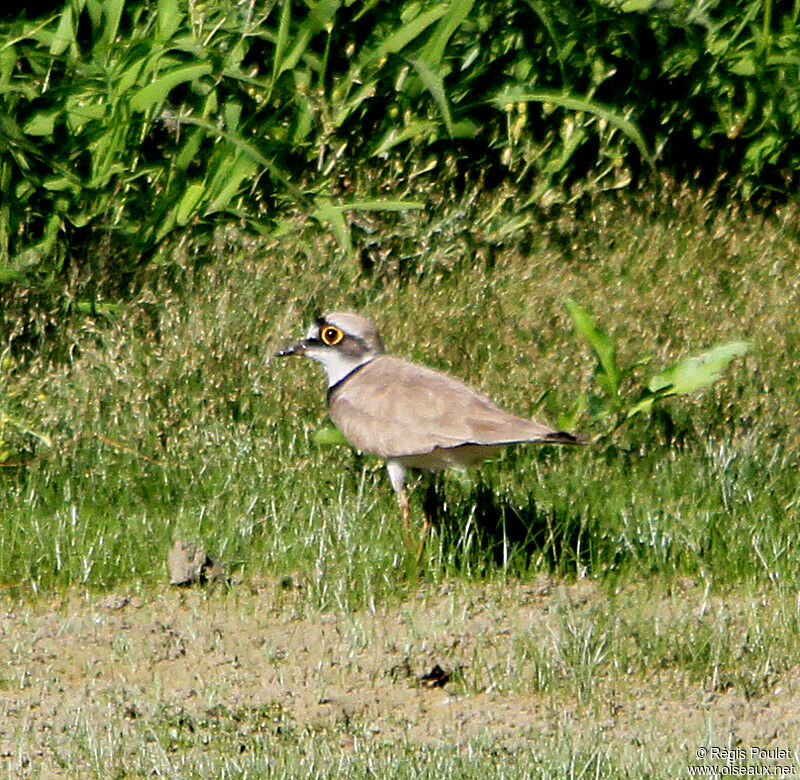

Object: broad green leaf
[86,0,103,29]
[620,0,658,11]
[312,199,351,253]
[42,175,79,193]
[206,154,258,214]
[565,299,621,401]
[730,56,757,76]
[223,101,242,132]
[23,110,57,136]
[175,128,204,171]
[66,101,105,132]
[173,115,302,199]
[130,64,213,112]
[98,0,125,54]
[648,342,751,396]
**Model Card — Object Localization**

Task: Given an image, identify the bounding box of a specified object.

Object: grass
[1,184,800,775]
[2,185,798,598]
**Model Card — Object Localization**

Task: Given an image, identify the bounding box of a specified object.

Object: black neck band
[326,359,373,405]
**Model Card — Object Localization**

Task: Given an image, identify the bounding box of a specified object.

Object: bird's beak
[274,339,307,358]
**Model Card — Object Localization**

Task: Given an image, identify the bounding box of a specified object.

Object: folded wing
[329,356,580,459]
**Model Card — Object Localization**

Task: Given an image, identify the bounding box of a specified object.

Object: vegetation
[0,188,794,596]
[1,0,799,288]
[1,2,799,775]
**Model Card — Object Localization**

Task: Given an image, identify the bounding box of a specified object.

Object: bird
[275,311,584,552]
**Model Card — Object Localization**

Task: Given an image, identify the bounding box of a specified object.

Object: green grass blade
[312,198,351,252]
[156,0,182,42]
[98,0,125,54]
[358,6,448,68]
[312,425,350,447]
[315,198,425,213]
[410,57,453,136]
[371,121,439,156]
[419,0,474,67]
[49,6,74,56]
[129,64,213,112]
[280,0,339,75]
[522,0,567,83]
[495,87,654,167]
[269,0,292,91]
[174,182,205,225]
[206,154,258,214]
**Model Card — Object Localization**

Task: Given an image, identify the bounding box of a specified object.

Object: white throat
[306,348,373,387]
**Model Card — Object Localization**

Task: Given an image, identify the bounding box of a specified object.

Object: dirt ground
[2,577,799,776]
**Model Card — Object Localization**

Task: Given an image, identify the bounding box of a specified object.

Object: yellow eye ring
[320,325,344,346]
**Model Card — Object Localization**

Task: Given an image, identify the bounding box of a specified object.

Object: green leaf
[174,128,204,171]
[97,0,125,54]
[50,6,74,56]
[174,183,205,225]
[331,80,379,128]
[156,0,183,41]
[358,6,448,68]
[65,101,105,132]
[372,121,439,156]
[730,56,757,76]
[311,425,352,447]
[129,64,213,112]
[410,58,453,135]
[565,299,621,401]
[279,0,340,75]
[205,153,258,214]
[332,198,425,212]
[419,0,474,67]
[495,87,654,167]
[313,426,351,447]
[23,110,58,136]
[648,342,751,397]
[312,199,351,253]
[270,0,292,88]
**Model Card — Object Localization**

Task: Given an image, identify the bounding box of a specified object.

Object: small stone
[168,540,222,585]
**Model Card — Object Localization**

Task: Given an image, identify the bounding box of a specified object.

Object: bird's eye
[320,326,344,346]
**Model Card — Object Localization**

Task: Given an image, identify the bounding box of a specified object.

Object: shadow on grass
[424,476,591,577]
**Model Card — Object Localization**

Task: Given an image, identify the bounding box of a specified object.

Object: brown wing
[328,355,576,459]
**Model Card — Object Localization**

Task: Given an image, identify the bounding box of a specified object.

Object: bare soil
[1,577,798,776]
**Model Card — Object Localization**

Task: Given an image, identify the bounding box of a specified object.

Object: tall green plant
[2,0,798,294]
[563,299,751,440]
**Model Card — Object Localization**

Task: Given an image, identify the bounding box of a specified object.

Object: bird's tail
[542,429,587,445]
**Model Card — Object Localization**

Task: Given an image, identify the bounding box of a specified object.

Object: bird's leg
[386,461,412,554]
[397,486,411,550]
[415,474,438,561]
